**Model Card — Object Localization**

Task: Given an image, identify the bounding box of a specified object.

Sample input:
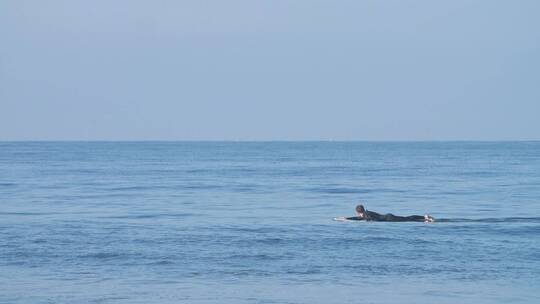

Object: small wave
[92,296,129,303]
[286,268,322,275]
[105,213,196,219]
[182,184,223,190]
[107,186,152,191]
[222,226,290,234]
[436,217,540,223]
[106,185,175,191]
[79,252,123,259]
[228,253,285,261]
[306,187,372,194]
[148,260,174,266]
[0,211,56,216]
[306,186,406,194]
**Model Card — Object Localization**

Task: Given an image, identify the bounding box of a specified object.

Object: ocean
[1,141,539,303]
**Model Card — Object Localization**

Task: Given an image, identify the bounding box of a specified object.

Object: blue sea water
[1,141,540,304]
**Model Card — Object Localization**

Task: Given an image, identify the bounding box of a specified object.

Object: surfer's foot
[424,215,435,223]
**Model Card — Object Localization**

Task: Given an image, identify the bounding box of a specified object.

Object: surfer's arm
[333,216,364,221]
[344,216,364,221]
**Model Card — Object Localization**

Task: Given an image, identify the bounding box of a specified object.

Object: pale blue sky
[1,0,539,140]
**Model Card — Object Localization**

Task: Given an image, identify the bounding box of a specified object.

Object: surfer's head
[356,204,365,217]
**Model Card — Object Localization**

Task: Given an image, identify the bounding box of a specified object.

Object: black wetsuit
[346,210,425,222]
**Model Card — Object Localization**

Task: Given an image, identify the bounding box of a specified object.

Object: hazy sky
[1,0,539,140]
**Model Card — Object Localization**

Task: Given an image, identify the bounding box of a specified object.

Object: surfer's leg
[383,214,408,222]
[404,215,426,222]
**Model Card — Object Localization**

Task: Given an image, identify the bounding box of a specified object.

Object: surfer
[335,204,435,222]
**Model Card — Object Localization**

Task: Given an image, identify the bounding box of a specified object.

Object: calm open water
[1,142,540,303]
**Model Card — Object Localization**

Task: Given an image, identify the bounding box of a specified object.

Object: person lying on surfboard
[334,204,435,223]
